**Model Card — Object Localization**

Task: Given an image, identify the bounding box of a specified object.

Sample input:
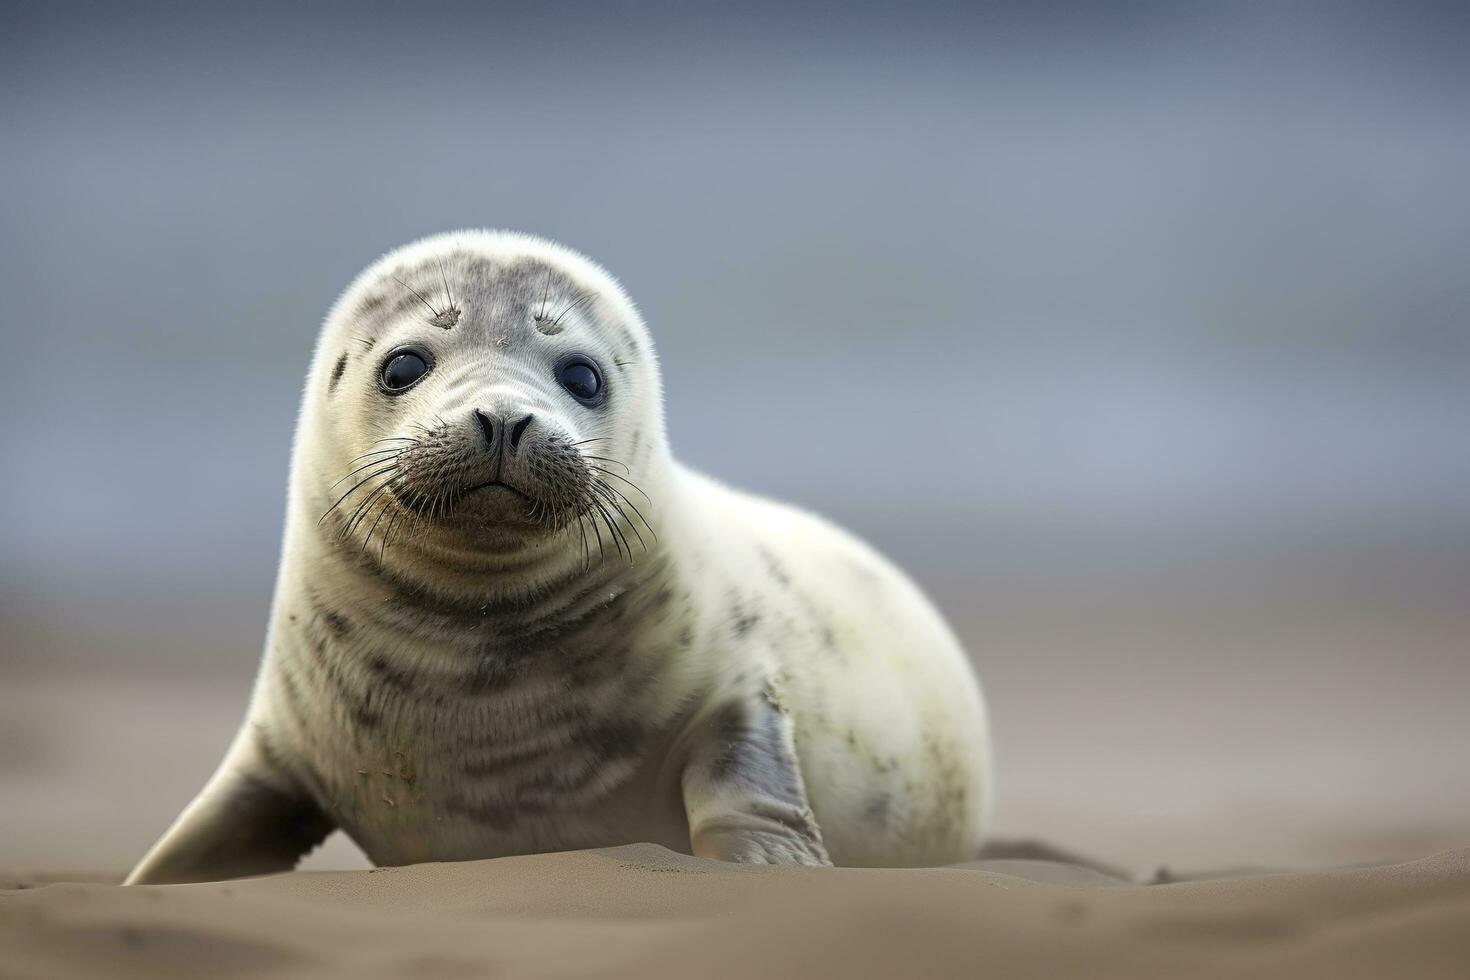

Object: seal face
[125,230,993,884]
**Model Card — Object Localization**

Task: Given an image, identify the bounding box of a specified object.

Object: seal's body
[126,232,991,884]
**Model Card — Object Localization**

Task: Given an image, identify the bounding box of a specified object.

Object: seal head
[305,231,667,590]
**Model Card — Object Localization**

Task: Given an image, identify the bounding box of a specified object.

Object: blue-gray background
[2,1,1467,873]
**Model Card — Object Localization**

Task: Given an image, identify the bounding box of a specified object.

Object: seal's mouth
[462,480,533,503]
[324,421,651,562]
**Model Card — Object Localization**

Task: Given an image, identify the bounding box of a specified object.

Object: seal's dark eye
[555,354,604,405]
[380,349,430,392]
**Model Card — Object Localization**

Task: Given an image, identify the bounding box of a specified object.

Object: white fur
[126,231,992,883]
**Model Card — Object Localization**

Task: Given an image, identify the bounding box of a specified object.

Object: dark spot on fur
[358,555,572,631]
[308,593,352,638]
[356,293,385,318]
[730,603,762,638]
[726,589,763,638]
[353,698,384,731]
[864,792,892,828]
[328,353,348,393]
[276,666,310,725]
[560,650,615,693]
[458,736,568,779]
[463,651,533,694]
[581,718,648,761]
[366,654,416,693]
[323,609,350,637]
[444,794,537,831]
[450,716,664,817]
[758,546,792,587]
[295,618,384,735]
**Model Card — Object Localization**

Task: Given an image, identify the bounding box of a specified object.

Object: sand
[5,598,1468,977]
[3,844,1467,979]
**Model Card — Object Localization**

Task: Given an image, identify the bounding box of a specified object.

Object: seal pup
[126,231,992,883]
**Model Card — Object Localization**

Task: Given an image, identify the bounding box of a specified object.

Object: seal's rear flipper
[124,726,333,885]
[975,837,1131,881]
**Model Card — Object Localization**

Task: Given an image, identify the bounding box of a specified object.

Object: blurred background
[2,1,1466,876]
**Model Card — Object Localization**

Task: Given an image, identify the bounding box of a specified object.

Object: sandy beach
[5,844,1469,979]
[5,593,1468,977]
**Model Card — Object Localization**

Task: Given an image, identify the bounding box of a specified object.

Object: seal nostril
[474,410,497,450]
[509,414,534,451]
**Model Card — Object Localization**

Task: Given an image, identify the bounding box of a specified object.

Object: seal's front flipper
[124,727,332,885]
[681,695,831,867]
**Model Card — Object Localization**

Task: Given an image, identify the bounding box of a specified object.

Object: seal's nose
[509,413,534,451]
[474,409,499,451]
[474,410,534,454]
